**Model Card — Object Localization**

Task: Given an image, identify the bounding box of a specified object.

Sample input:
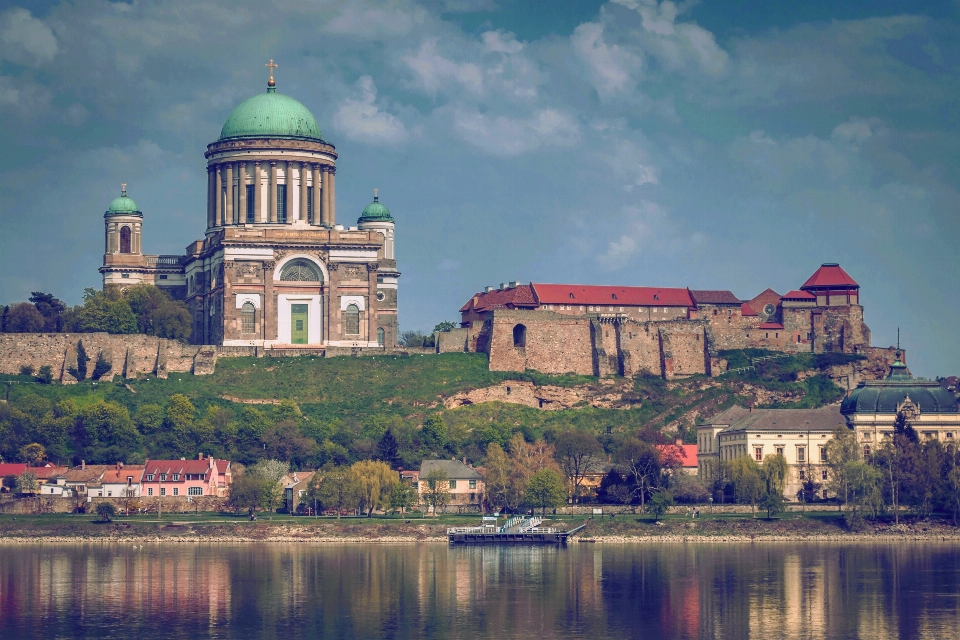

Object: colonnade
[206,160,335,229]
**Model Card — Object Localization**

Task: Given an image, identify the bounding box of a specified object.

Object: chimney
[499,283,506,290]
[675,438,682,447]
[198,453,203,460]
[749,404,753,413]
[462,457,467,465]
[81,460,85,470]
[485,286,494,293]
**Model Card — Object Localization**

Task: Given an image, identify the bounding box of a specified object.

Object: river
[1,542,959,639]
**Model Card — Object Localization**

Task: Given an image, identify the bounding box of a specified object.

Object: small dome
[219,85,322,141]
[359,193,393,223]
[841,359,958,415]
[105,187,141,217]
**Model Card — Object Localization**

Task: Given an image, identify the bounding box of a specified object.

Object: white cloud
[402,39,485,97]
[572,22,642,98]
[596,201,665,268]
[831,117,886,150]
[453,107,579,155]
[0,8,57,66]
[618,0,728,75]
[332,76,409,144]
[323,2,426,37]
[482,30,524,54]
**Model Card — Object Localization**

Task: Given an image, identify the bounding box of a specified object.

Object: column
[225,162,234,225]
[263,261,275,342]
[215,165,223,227]
[325,263,337,343]
[328,166,336,226]
[312,164,321,226]
[237,162,247,223]
[367,263,379,345]
[206,166,215,228]
[269,162,278,223]
[299,161,308,223]
[254,162,263,223]
[285,162,294,224]
[320,167,329,226]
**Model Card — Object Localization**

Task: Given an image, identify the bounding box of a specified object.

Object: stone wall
[484,310,595,375]
[436,327,470,353]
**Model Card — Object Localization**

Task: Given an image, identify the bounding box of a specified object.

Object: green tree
[69,340,90,381]
[432,321,456,333]
[308,465,359,519]
[19,443,45,464]
[617,438,664,512]
[390,481,417,513]
[422,414,447,448]
[554,430,602,503]
[15,471,39,495]
[646,490,675,521]
[726,456,764,517]
[351,460,398,516]
[423,469,451,516]
[826,426,860,510]
[525,468,566,516]
[35,365,53,384]
[759,490,785,519]
[4,303,45,332]
[95,502,117,522]
[75,287,138,334]
[484,442,522,512]
[946,467,960,526]
[91,350,112,381]
[844,460,883,530]
[29,292,65,332]
[162,394,196,457]
[376,428,401,468]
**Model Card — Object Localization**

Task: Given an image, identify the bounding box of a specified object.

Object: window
[513,324,526,348]
[160,488,166,496]
[159,274,168,280]
[377,291,385,302]
[307,186,314,223]
[189,487,202,496]
[469,480,477,490]
[821,469,828,481]
[172,474,179,481]
[121,273,130,278]
[279,259,322,282]
[612,293,617,300]
[449,480,457,489]
[377,327,384,346]
[345,304,360,335]
[822,489,828,500]
[160,474,167,481]
[146,474,154,481]
[107,491,112,497]
[241,302,256,333]
[820,447,828,462]
[948,433,955,439]
[799,469,806,480]
[797,447,805,463]
[148,488,153,496]
[120,226,132,253]
[754,446,763,462]
[569,293,574,299]
[863,445,871,457]
[173,488,179,496]
[246,184,256,223]
[277,186,287,223]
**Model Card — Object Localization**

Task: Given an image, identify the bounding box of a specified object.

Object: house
[141,455,231,498]
[399,469,420,486]
[657,442,698,475]
[100,463,145,498]
[282,471,316,514]
[62,463,110,498]
[418,460,484,510]
[0,463,28,491]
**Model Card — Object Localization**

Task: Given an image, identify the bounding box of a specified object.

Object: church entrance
[291,304,308,344]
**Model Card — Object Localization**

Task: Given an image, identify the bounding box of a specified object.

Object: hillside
[0,350,873,470]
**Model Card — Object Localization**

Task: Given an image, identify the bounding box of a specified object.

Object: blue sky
[0,0,958,376]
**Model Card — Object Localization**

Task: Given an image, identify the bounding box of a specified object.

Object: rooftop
[690,290,742,306]
[531,283,694,307]
[700,405,847,433]
[801,263,859,290]
[420,459,482,480]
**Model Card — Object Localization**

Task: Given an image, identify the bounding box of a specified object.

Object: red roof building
[141,455,231,498]
[800,263,860,306]
[656,443,699,475]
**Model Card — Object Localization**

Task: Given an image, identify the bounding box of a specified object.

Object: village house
[282,470,315,514]
[418,460,484,511]
[141,455,231,498]
[100,463,145,498]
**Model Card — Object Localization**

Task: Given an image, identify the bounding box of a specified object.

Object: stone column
[263,261,275,343]
[367,263,379,345]
[299,161,308,223]
[206,166,215,228]
[325,263,338,344]
[215,165,223,227]
[311,164,321,226]
[237,162,247,223]
[320,167,329,226]
[328,166,336,226]
[225,162,234,225]
[254,162,263,223]
[269,162,278,223]
[285,162,294,224]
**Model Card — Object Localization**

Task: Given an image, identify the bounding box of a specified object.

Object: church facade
[100,66,399,349]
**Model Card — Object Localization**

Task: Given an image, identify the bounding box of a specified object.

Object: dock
[447,516,587,545]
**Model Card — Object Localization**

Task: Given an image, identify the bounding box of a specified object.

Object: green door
[291,304,308,344]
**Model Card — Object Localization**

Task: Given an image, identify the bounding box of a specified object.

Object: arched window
[377,327,385,346]
[279,259,322,282]
[345,304,360,335]
[513,324,526,348]
[120,226,131,253]
[241,302,256,333]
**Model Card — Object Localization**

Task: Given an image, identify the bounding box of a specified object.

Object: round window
[376,291,385,302]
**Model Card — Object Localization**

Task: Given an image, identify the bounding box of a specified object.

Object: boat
[447,515,587,545]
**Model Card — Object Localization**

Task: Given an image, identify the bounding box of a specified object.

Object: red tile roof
[101,466,145,484]
[0,463,27,477]
[532,283,694,307]
[144,459,213,478]
[758,322,784,329]
[781,290,816,300]
[740,303,758,316]
[690,290,742,306]
[801,263,859,289]
[656,444,698,468]
[460,285,538,313]
[32,466,68,480]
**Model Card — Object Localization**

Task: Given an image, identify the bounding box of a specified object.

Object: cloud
[323,2,426,37]
[0,8,57,66]
[332,75,409,144]
[402,39,485,97]
[482,30,524,54]
[452,107,580,155]
[572,21,642,98]
[596,201,668,268]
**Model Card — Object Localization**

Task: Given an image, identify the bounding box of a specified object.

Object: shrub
[19,365,34,377]
[92,351,112,381]
[35,365,53,384]
[96,502,117,522]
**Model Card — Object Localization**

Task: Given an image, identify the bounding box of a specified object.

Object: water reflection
[1,543,959,639]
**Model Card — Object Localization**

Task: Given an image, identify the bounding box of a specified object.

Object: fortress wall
[617,322,665,377]
[436,327,470,353]
[703,311,759,351]
[487,310,594,375]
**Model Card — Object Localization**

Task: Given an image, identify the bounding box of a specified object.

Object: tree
[251,459,288,516]
[726,456,763,517]
[162,394,196,457]
[74,287,137,334]
[15,471,39,496]
[484,442,521,512]
[20,443,45,464]
[29,292,65,332]
[36,365,53,384]
[826,426,860,510]
[390,481,417,514]
[308,465,359,519]
[844,460,883,530]
[422,414,447,448]
[19,365,34,377]
[761,453,788,496]
[351,460,398,516]
[399,330,427,348]
[947,467,960,526]
[262,421,316,468]
[553,430,603,503]
[432,321,456,333]
[96,502,117,522]
[4,303,45,333]
[647,490,675,521]
[68,340,90,381]
[525,468,566,515]
[617,438,664,512]
[376,428,400,468]
[423,469,451,515]
[759,490,785,519]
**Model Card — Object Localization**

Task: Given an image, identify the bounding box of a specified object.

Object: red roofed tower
[800,263,860,306]
[790,263,869,354]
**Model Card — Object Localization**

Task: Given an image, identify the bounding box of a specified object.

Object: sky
[0,0,958,377]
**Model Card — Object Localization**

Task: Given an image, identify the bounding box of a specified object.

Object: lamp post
[708,496,713,514]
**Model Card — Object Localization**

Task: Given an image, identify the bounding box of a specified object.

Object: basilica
[100,64,399,349]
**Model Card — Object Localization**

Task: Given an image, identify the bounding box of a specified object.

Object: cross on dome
[266,59,278,88]
[121,183,127,196]
[374,187,379,201]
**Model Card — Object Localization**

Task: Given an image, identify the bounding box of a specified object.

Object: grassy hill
[0,350,859,469]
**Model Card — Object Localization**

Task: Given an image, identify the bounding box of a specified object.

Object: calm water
[1,542,959,639]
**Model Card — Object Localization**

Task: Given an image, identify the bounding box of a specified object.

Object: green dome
[105,189,141,217]
[359,195,393,223]
[219,86,322,141]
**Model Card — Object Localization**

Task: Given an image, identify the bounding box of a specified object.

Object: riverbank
[2,512,960,544]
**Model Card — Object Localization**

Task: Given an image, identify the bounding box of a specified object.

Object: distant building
[141,455,231,498]
[282,471,316,514]
[657,442,698,475]
[418,460,484,510]
[100,463,145,498]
